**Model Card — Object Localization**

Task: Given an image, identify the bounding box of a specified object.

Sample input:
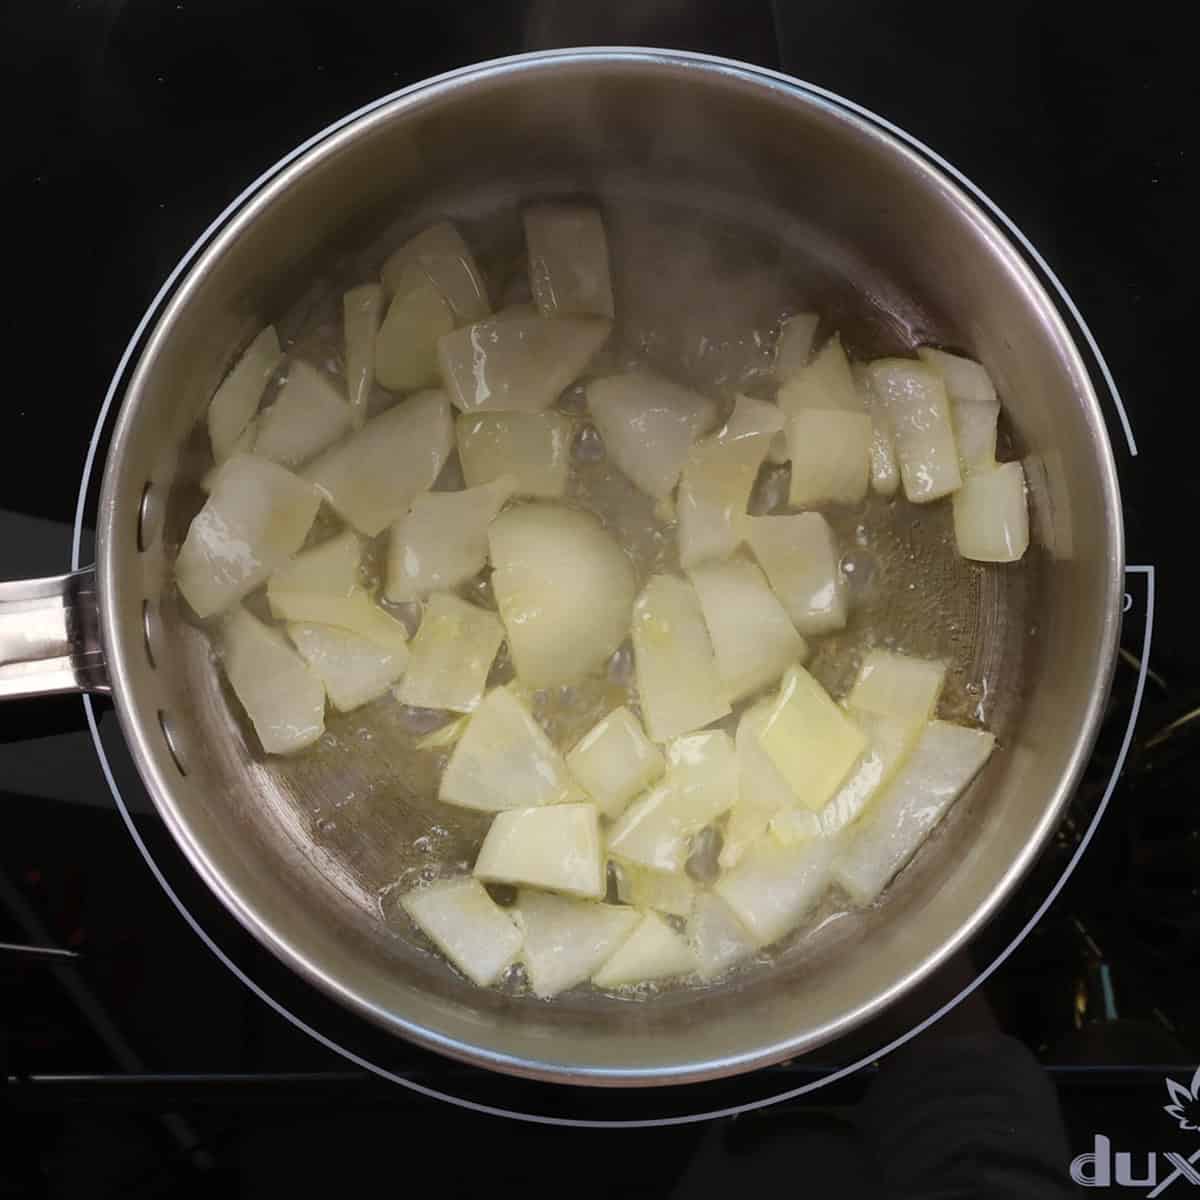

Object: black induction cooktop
[2,1,1194,1195]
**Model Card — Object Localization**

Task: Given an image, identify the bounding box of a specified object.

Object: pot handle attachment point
[0,568,110,699]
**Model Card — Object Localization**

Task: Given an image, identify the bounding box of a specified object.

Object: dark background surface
[1,1,1194,1194]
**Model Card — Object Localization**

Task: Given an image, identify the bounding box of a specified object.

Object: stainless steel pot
[0,49,1123,1085]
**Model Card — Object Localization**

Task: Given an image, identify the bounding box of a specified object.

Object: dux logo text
[1071,1066,1200,1193]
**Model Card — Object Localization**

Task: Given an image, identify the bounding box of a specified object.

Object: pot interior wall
[99,54,1119,1081]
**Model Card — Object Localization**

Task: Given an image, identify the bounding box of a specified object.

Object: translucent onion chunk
[208,325,282,462]
[688,891,757,979]
[614,862,695,918]
[438,316,611,413]
[304,389,453,536]
[952,461,1030,562]
[267,532,410,655]
[524,203,615,319]
[745,511,846,635]
[253,360,351,468]
[374,266,455,392]
[456,411,571,498]
[219,606,325,755]
[396,593,504,714]
[631,575,730,743]
[867,359,962,503]
[687,558,807,703]
[385,476,515,601]
[177,455,320,619]
[777,333,861,417]
[715,834,836,947]
[287,622,408,713]
[918,347,1000,475]
[758,665,867,811]
[566,706,665,820]
[773,312,820,383]
[489,502,635,688]
[587,371,718,499]
[778,710,923,840]
[592,911,697,988]
[401,878,521,987]
[343,283,383,427]
[607,732,736,873]
[847,649,947,722]
[786,409,872,507]
[720,702,799,870]
[514,890,638,998]
[832,720,996,904]
[474,804,604,899]
[439,685,581,812]
[380,221,490,323]
[677,394,783,567]
[853,363,900,497]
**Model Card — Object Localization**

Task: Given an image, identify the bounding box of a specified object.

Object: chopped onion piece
[385,476,515,601]
[777,333,861,416]
[592,911,697,988]
[566,706,665,820]
[917,347,998,407]
[266,528,354,607]
[788,710,923,839]
[253,360,351,468]
[677,394,783,567]
[439,686,580,812]
[176,455,320,619]
[396,593,503,713]
[524,203,614,319]
[609,732,736,872]
[688,891,756,979]
[631,575,731,743]
[381,221,490,323]
[687,558,807,703]
[614,862,695,917]
[847,649,947,721]
[304,389,453,536]
[774,312,820,382]
[721,702,797,869]
[474,804,604,899]
[514,891,638,998]
[374,267,455,392]
[759,665,867,811]
[343,283,383,427]
[287,622,407,712]
[786,409,872,507]
[745,511,846,635]
[220,606,325,755]
[401,878,521,987]
[853,364,900,497]
[208,325,282,462]
[606,781,690,873]
[833,721,995,904]
[919,347,1001,475]
[715,834,835,947]
[587,371,718,498]
[665,730,738,825]
[493,302,539,321]
[952,462,1030,562]
[489,503,635,688]
[867,359,962,503]
[438,316,611,413]
[954,398,1002,476]
[456,411,571,498]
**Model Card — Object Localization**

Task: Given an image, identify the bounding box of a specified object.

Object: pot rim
[88,47,1125,1088]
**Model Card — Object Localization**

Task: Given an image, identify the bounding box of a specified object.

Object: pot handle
[0,568,111,699]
